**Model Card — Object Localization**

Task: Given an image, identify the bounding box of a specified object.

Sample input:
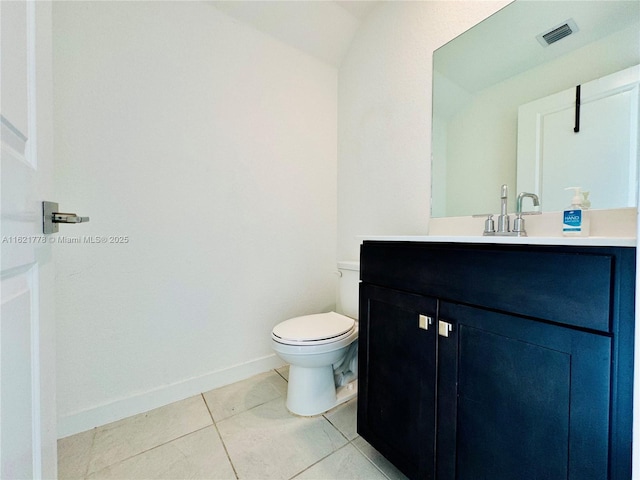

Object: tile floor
[58,366,409,480]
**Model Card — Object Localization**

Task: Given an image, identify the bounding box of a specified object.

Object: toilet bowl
[272,314,358,416]
[271,262,359,416]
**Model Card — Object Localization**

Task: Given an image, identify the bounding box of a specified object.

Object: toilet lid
[272,312,355,344]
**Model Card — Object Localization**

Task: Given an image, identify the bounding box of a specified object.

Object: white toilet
[271,261,359,416]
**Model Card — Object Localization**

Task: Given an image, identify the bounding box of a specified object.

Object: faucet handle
[513,214,527,236]
[484,214,496,234]
[473,213,495,235]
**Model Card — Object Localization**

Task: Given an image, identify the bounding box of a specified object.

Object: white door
[1,2,57,478]
[517,65,639,212]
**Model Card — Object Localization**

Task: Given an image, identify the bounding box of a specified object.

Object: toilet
[271,261,359,416]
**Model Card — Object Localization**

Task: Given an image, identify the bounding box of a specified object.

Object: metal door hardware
[438,320,453,337]
[42,201,90,234]
[418,314,433,330]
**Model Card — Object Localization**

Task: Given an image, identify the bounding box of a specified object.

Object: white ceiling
[436,1,640,93]
[207,1,381,67]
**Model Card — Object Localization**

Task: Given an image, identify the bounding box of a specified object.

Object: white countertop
[359,210,638,247]
[359,235,637,247]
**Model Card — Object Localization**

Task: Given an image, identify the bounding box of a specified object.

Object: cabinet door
[358,284,438,479]
[437,301,611,480]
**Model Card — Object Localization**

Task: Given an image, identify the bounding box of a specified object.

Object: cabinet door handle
[438,320,453,337]
[419,314,433,330]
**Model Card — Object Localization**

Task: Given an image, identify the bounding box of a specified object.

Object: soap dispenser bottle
[562,187,590,237]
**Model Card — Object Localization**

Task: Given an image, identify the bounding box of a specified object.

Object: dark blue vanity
[357,240,635,479]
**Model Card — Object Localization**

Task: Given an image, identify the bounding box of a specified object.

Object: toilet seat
[272,312,355,346]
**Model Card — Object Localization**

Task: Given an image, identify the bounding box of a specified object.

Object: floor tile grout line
[350,438,394,480]
[274,365,289,382]
[84,424,215,479]
[322,412,352,444]
[319,395,396,480]
[349,438,394,480]
[321,413,394,480]
[82,395,215,477]
[287,442,353,480]
[283,403,364,479]
[202,369,290,424]
[287,440,392,480]
[81,428,98,480]
[201,392,240,480]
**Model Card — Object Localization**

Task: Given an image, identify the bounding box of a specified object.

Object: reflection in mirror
[431,1,640,218]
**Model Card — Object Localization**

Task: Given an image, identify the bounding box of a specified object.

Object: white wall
[337,0,509,260]
[53,1,338,437]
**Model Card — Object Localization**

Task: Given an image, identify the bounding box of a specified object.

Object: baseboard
[57,353,286,439]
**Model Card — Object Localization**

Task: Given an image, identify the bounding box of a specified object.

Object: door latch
[43,201,90,234]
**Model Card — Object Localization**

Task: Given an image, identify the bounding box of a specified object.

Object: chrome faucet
[513,192,541,236]
[516,192,540,214]
[474,186,541,236]
[497,184,510,234]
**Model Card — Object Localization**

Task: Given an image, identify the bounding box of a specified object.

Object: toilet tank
[336,261,360,319]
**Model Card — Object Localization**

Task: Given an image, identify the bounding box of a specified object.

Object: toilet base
[335,379,358,407]
[285,364,358,416]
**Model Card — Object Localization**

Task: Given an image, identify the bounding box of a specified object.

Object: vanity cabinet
[357,241,635,480]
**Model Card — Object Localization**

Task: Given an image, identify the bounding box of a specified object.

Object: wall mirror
[431,0,640,218]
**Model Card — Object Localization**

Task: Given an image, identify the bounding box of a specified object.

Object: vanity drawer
[360,242,615,332]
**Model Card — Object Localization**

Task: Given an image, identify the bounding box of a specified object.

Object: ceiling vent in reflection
[536,19,579,47]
